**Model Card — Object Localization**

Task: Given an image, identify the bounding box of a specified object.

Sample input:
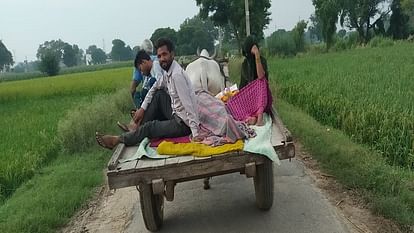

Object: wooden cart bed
[107,111,295,190]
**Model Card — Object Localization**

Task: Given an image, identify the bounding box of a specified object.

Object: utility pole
[218,27,223,57]
[102,38,106,53]
[24,56,28,73]
[245,0,250,36]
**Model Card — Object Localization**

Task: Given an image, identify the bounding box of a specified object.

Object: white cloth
[243,114,281,165]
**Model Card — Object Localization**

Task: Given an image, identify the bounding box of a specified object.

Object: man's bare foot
[246,116,257,125]
[95,132,120,150]
[256,113,264,126]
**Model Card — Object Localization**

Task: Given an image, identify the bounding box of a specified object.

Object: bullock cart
[106,107,295,231]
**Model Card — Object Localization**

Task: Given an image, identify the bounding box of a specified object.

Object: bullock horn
[196,47,200,56]
[210,48,217,59]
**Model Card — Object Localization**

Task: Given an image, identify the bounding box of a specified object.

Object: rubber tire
[254,158,274,210]
[139,184,164,232]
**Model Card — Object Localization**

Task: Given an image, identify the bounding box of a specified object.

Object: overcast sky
[1,0,314,63]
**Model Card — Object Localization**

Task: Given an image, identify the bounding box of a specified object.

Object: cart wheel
[139,184,164,232]
[253,158,274,210]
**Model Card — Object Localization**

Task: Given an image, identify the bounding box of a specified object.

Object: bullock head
[196,47,217,60]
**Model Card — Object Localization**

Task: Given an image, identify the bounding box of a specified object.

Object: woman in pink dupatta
[227,35,273,126]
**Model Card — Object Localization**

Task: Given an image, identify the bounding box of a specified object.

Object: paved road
[125,159,355,233]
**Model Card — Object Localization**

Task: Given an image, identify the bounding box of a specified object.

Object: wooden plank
[245,162,256,178]
[152,179,164,195]
[107,143,125,170]
[271,106,295,161]
[275,142,295,160]
[122,146,139,160]
[177,156,194,164]
[165,157,180,166]
[165,181,175,201]
[116,160,138,172]
[134,158,165,170]
[136,159,157,170]
[272,107,293,143]
[151,158,166,167]
[271,122,285,147]
[108,153,267,189]
[194,155,212,160]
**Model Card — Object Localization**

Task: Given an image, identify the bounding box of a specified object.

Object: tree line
[311,0,414,49]
[1,0,273,76]
[3,0,412,76]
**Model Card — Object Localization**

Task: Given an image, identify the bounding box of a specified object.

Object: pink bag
[227,78,272,121]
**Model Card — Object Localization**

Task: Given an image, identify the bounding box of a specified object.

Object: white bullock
[185,49,226,96]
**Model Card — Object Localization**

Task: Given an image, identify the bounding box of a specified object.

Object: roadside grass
[0,68,130,200]
[0,88,131,233]
[0,96,88,198]
[57,87,131,153]
[0,150,109,233]
[277,100,414,228]
[270,42,414,168]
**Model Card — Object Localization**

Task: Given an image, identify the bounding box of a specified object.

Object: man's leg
[120,119,191,146]
[119,89,173,133]
[141,89,174,124]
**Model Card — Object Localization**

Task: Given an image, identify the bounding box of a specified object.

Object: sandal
[117,121,129,132]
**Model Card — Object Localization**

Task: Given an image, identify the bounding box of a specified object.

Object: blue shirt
[132,67,143,82]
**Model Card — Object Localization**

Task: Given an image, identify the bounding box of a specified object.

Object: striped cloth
[195,90,254,146]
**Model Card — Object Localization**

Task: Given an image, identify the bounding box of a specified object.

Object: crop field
[269,42,414,168]
[0,43,413,231]
[0,68,131,200]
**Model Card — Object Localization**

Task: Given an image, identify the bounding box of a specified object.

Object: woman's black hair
[242,35,259,58]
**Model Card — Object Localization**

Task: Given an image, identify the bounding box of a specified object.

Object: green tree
[176,15,217,55]
[150,27,177,45]
[110,39,133,61]
[292,20,308,52]
[62,44,77,67]
[340,0,388,43]
[388,0,410,39]
[0,40,14,72]
[337,29,347,38]
[308,14,324,42]
[39,50,60,76]
[182,15,219,40]
[75,45,84,65]
[37,40,83,66]
[86,45,107,65]
[266,29,297,56]
[36,39,66,60]
[196,0,271,52]
[313,0,342,50]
